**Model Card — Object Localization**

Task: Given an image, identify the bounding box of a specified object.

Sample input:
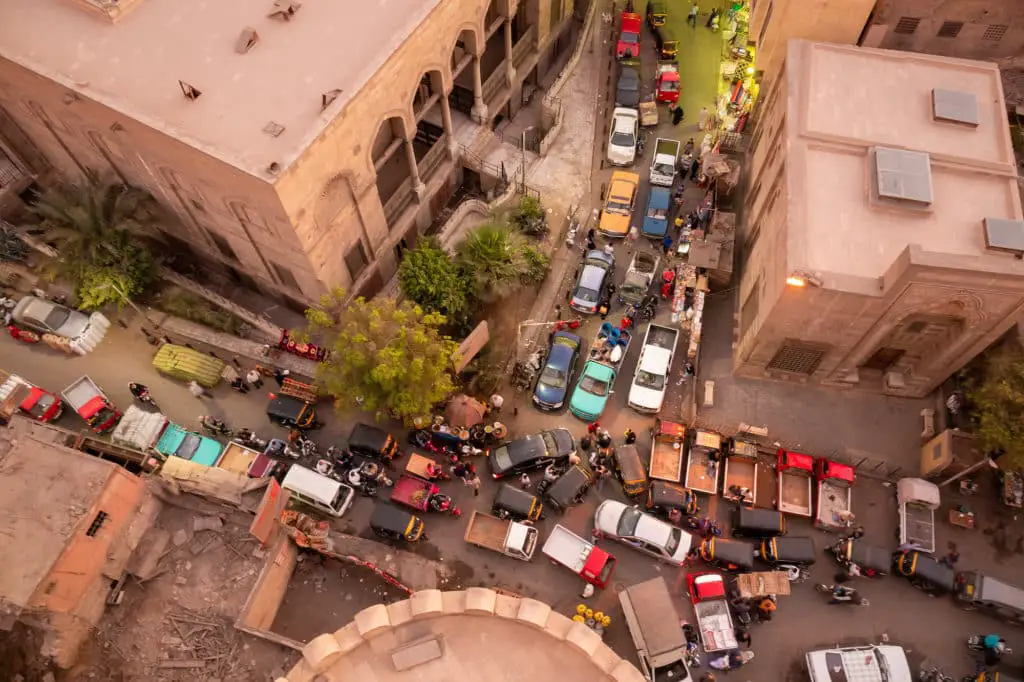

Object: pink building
[737,40,1024,398]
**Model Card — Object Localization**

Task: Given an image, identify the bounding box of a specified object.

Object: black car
[616,66,640,108]
[488,428,576,479]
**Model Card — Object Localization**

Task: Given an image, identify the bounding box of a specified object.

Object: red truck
[617,11,642,60]
[62,375,120,433]
[0,370,63,423]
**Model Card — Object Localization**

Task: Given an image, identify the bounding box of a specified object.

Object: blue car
[533,331,582,411]
[641,186,671,238]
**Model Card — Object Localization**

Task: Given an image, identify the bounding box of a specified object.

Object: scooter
[967,634,1011,656]
[232,429,268,451]
[199,415,232,437]
[815,583,869,606]
[428,493,463,517]
[129,382,159,410]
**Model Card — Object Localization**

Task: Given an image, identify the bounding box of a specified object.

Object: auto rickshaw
[613,443,648,497]
[645,0,667,27]
[348,423,401,462]
[267,378,320,429]
[757,536,816,566]
[646,480,699,518]
[653,24,677,59]
[965,673,1023,682]
[732,507,786,538]
[893,550,955,595]
[538,465,593,514]
[492,484,544,521]
[831,538,891,577]
[698,537,755,572]
[369,503,427,542]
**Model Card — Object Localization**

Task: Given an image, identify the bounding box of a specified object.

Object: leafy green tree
[305,288,459,424]
[456,223,547,303]
[397,237,470,321]
[969,349,1024,468]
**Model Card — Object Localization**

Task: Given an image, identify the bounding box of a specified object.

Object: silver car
[569,250,615,314]
[11,296,110,354]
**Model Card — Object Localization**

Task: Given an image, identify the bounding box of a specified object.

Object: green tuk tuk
[646,0,667,27]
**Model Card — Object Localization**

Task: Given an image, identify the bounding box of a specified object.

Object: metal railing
[512,26,536,67]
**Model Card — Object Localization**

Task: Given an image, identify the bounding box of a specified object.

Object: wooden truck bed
[650,441,684,482]
[723,456,757,503]
[778,472,812,516]
[684,450,718,494]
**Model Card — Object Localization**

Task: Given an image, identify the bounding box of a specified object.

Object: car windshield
[492,445,513,471]
[540,365,567,388]
[611,131,635,147]
[646,207,667,219]
[27,393,55,419]
[575,286,599,303]
[634,370,666,390]
[606,200,631,213]
[665,527,682,555]
[541,432,557,454]
[617,506,642,536]
[580,374,610,396]
[43,307,70,330]
[175,433,202,461]
[654,161,674,175]
[620,32,639,43]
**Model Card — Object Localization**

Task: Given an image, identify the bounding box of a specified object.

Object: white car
[594,500,692,565]
[607,107,639,166]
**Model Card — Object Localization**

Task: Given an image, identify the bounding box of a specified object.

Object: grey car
[11,296,91,338]
[616,67,640,108]
[569,250,615,314]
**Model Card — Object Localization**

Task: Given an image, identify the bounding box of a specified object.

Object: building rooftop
[785,41,1024,283]
[0,421,116,619]
[0,0,442,177]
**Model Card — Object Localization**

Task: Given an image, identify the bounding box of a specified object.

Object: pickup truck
[687,572,737,653]
[570,323,632,422]
[464,511,538,561]
[649,419,686,483]
[216,441,261,475]
[775,449,814,517]
[649,138,680,186]
[111,405,170,452]
[542,524,617,588]
[627,324,678,413]
[155,423,224,467]
[62,376,120,433]
[897,477,940,554]
[620,577,693,682]
[723,438,758,504]
[814,458,855,530]
[806,645,912,682]
[0,370,62,423]
[684,429,723,495]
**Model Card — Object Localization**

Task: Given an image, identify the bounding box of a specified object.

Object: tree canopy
[305,288,459,424]
[397,237,470,323]
[455,223,549,303]
[968,348,1024,468]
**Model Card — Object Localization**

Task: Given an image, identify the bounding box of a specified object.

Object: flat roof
[0,0,442,176]
[0,422,115,617]
[785,41,1024,282]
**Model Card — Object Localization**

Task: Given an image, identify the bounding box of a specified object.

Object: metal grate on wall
[983,24,1009,42]
[893,17,921,35]
[766,341,828,375]
[937,21,964,38]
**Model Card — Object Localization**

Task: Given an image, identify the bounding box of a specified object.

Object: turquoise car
[156,423,224,467]
[569,360,617,422]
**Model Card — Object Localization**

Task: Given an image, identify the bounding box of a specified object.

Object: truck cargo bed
[684,450,718,494]
[778,473,812,516]
[650,442,683,482]
[816,480,851,527]
[902,504,935,553]
[694,600,737,652]
[464,512,510,551]
[723,456,757,503]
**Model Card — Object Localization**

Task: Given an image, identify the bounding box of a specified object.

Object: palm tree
[455,223,524,303]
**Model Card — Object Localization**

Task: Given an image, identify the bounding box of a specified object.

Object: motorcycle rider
[982,634,1009,666]
[129,382,151,401]
[830,584,858,604]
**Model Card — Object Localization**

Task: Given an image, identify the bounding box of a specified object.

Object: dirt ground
[61,505,298,682]
[270,555,407,645]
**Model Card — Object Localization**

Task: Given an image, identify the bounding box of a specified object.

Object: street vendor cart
[735,571,791,599]
[390,474,460,516]
[406,453,447,480]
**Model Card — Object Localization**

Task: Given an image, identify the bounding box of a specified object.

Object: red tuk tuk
[617,11,642,60]
[655,61,680,104]
[814,458,855,530]
[390,474,461,516]
[776,449,814,517]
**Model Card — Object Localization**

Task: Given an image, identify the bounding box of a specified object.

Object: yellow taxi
[599,171,640,238]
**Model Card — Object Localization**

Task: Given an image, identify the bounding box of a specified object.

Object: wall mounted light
[787,271,824,288]
[785,276,806,287]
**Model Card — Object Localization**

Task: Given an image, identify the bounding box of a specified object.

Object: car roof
[507,433,545,459]
[647,187,671,208]
[634,513,673,547]
[548,341,576,368]
[619,67,639,86]
[610,170,640,186]
[579,264,608,289]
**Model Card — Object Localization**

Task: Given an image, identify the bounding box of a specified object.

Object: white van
[281,465,355,518]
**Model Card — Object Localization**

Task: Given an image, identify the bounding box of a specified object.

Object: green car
[570,360,617,422]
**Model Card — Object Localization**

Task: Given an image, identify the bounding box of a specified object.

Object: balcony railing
[383,179,414,225]
[482,68,508,103]
[512,26,536,67]
[418,137,449,182]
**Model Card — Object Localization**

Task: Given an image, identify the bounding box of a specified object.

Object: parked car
[594,500,692,565]
[569,249,616,314]
[607,107,639,166]
[11,295,110,354]
[488,428,577,479]
[598,171,640,238]
[615,66,640,108]
[641,186,671,238]
[533,331,582,411]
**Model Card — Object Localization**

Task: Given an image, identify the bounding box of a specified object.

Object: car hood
[600,211,630,236]
[642,216,668,237]
[594,500,627,535]
[628,383,665,410]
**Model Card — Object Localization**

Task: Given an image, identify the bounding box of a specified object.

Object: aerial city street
[3,0,1024,681]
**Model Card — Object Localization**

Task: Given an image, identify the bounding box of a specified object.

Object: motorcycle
[428,493,463,517]
[199,415,232,437]
[815,583,869,606]
[967,634,1011,666]
[129,382,159,410]
[918,665,954,682]
[709,650,754,671]
[232,429,268,451]
[633,294,658,322]
[684,516,723,538]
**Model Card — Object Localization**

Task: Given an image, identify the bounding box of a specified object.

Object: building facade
[0,0,577,307]
[736,41,1024,398]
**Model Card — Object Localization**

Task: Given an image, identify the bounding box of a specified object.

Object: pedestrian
[688,2,699,27]
[230,377,250,393]
[705,7,718,28]
[735,626,752,648]
[489,393,504,414]
[603,241,615,256]
[690,159,701,182]
[580,434,593,453]
[626,226,639,250]
[594,463,609,492]
[756,596,776,622]
[188,380,207,399]
[519,472,531,489]
[624,428,637,445]
[231,356,242,369]
[468,474,481,496]
[662,233,673,255]
[586,231,596,251]
[597,430,613,455]
[274,368,289,387]
[672,105,684,126]
[246,368,265,389]
[845,563,862,579]
[568,450,582,466]
[587,422,600,435]
[698,106,709,131]
[597,297,611,320]
[939,543,960,568]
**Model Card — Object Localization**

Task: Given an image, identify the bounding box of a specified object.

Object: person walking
[735,626,752,648]
[452,462,469,481]
[519,472,532,489]
[939,542,960,568]
[188,380,208,400]
[468,474,481,497]
[273,368,290,387]
[489,393,504,414]
[672,105,684,126]
[246,368,264,390]
[587,421,600,435]
[597,296,611,320]
[698,106,710,131]
[662,233,673,255]
[603,241,615,256]
[624,428,637,445]
[586,229,597,251]
[688,2,699,27]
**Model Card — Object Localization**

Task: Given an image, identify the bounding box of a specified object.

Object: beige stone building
[0,0,578,306]
[736,40,1024,398]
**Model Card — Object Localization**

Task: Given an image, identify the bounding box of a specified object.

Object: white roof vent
[872,147,933,206]
[932,88,979,127]
[983,217,1024,255]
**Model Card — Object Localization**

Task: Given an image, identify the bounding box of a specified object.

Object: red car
[617,12,641,60]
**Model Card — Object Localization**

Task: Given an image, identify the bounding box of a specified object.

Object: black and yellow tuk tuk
[267,378,320,429]
[646,0,667,27]
[539,465,593,513]
[893,550,955,595]
[614,444,649,497]
[732,507,786,538]
[758,536,816,565]
[699,537,755,571]
[646,480,698,518]
[492,483,544,521]
[831,538,890,577]
[349,423,401,463]
[653,24,677,59]
[370,503,426,542]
